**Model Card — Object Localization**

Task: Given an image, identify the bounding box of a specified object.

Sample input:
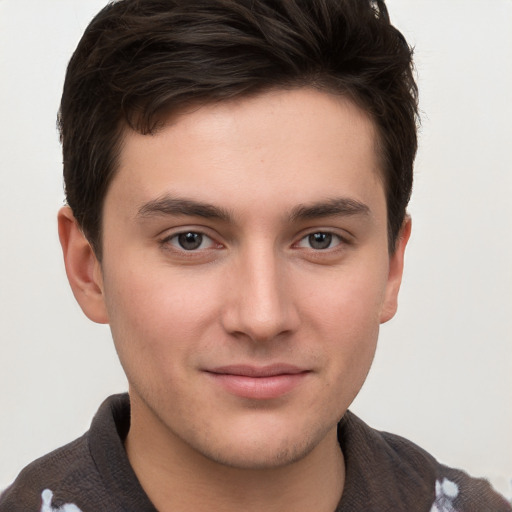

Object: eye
[165,231,216,251]
[296,232,343,250]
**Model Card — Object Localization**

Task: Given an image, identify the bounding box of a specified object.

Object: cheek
[304,260,389,332]
[302,264,387,391]
[102,265,221,374]
[319,302,380,413]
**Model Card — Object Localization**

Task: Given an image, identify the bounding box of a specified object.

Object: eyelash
[294,232,346,251]
[159,229,350,254]
[160,231,220,252]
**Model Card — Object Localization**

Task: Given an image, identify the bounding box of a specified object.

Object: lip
[204,364,310,400]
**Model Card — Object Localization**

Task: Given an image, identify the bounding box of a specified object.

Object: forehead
[110,88,384,220]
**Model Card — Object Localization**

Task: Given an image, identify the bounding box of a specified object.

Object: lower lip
[206,372,309,400]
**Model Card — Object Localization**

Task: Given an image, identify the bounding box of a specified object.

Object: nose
[221,244,300,343]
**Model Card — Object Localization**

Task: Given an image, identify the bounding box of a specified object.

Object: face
[67,88,409,470]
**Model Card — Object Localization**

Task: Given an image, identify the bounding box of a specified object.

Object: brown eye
[177,232,203,250]
[164,231,216,251]
[295,231,344,251]
[308,233,333,250]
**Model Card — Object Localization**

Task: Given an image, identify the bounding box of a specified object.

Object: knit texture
[1,394,510,512]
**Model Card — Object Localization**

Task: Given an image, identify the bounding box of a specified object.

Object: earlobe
[380,217,412,324]
[57,206,109,324]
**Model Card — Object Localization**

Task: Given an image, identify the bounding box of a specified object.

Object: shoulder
[338,411,511,511]
[0,394,131,512]
[380,429,511,511]
[377,425,511,511]
[0,434,95,511]
[432,464,512,512]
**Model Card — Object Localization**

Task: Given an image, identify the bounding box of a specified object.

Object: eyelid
[295,233,341,251]
[158,226,224,252]
[293,228,353,248]
[167,232,216,250]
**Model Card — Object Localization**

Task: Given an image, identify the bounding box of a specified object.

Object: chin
[199,438,316,470]
[186,416,335,471]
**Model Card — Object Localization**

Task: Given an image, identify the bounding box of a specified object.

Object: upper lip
[206,364,309,378]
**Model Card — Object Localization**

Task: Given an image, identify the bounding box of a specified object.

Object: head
[57,0,417,477]
[59,0,418,259]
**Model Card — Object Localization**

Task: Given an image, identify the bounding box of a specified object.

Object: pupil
[309,232,331,250]
[178,232,202,250]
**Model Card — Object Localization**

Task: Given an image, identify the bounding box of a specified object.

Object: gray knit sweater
[1,394,510,512]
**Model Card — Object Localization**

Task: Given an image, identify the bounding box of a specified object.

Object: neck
[125,395,345,512]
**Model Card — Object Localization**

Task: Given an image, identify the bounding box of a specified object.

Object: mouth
[204,364,311,400]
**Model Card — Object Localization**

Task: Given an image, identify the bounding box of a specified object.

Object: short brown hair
[59,0,418,258]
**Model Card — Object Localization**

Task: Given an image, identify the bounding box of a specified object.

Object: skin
[58,88,410,512]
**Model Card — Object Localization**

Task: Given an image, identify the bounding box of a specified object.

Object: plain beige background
[1,0,511,499]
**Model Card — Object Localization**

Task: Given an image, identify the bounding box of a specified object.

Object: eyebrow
[289,197,370,222]
[137,196,232,221]
[136,195,370,223]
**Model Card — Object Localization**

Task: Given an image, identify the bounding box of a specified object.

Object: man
[1,0,510,511]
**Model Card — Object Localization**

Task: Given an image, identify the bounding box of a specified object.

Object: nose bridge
[223,240,298,342]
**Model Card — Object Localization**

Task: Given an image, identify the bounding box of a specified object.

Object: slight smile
[205,364,311,400]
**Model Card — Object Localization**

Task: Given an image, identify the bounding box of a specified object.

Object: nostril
[221,294,300,343]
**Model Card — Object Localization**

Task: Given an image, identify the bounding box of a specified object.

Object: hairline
[89,84,396,261]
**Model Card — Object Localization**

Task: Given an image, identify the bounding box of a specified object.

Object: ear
[380,217,412,324]
[58,206,109,324]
